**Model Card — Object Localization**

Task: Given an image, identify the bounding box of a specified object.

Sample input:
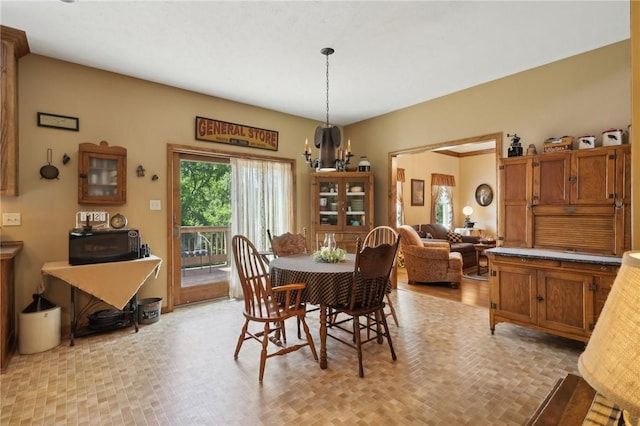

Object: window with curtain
[396,168,406,226]
[229,158,293,298]
[430,173,455,230]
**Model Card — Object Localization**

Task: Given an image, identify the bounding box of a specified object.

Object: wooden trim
[632,0,639,250]
[0,26,30,58]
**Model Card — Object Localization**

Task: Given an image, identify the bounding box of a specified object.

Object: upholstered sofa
[397,225,463,288]
[410,223,480,268]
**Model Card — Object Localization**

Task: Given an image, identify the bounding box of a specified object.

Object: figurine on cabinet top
[507,133,523,157]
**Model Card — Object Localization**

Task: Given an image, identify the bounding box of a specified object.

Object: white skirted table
[41,255,162,345]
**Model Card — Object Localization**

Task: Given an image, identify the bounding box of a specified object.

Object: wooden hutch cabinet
[78,141,127,205]
[488,251,617,343]
[310,171,374,253]
[498,145,630,256]
[491,143,630,343]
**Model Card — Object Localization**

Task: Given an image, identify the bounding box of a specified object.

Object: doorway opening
[387,132,503,233]
[166,144,296,311]
[178,157,231,303]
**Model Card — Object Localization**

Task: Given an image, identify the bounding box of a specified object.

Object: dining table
[269,253,356,369]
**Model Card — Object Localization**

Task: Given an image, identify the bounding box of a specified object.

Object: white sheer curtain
[229,158,292,298]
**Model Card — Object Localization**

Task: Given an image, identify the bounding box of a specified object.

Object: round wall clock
[110,213,128,229]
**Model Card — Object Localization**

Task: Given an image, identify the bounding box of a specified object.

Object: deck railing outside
[180,226,230,270]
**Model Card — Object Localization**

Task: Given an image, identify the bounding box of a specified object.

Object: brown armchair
[397,225,463,288]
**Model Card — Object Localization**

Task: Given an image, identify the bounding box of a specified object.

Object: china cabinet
[78,141,127,205]
[310,171,374,253]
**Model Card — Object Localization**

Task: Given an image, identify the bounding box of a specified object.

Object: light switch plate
[2,213,21,226]
[150,200,161,210]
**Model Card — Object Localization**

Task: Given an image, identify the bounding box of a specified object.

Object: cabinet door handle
[536,295,544,302]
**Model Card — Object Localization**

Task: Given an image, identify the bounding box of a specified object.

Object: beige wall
[1,55,318,315]
[345,40,631,228]
[0,39,632,321]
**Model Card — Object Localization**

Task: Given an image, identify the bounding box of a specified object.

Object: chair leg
[299,314,318,361]
[379,309,397,361]
[234,319,249,359]
[385,293,399,326]
[259,322,270,382]
[353,315,365,378]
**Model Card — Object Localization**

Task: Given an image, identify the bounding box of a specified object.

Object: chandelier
[303,47,353,171]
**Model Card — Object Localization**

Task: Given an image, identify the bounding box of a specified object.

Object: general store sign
[195,116,278,151]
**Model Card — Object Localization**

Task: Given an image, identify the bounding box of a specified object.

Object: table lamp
[578,251,640,425]
[462,206,474,228]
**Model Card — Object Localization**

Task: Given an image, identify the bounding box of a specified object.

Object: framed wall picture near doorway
[475,184,493,206]
[411,179,424,206]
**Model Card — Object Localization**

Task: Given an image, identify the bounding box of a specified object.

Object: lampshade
[462,206,473,216]
[578,251,640,419]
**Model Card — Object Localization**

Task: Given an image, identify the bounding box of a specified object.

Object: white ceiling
[0,0,631,126]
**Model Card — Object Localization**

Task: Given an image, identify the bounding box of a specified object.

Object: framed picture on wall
[411,179,424,206]
[475,183,493,206]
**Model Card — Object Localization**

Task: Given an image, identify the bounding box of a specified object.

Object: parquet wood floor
[1,268,584,425]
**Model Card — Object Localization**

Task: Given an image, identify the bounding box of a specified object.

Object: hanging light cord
[325,50,330,127]
[320,47,334,128]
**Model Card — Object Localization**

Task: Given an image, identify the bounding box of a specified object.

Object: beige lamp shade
[578,251,640,418]
[462,206,473,216]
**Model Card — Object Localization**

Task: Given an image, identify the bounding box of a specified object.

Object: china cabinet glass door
[317,177,341,228]
[344,178,368,230]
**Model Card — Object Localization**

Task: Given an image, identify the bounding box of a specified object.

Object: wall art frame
[37,112,79,131]
[411,179,425,206]
[475,183,493,206]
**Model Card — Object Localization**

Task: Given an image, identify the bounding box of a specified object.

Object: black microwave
[69,228,142,265]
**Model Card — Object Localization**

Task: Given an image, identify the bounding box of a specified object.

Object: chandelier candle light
[303,47,354,171]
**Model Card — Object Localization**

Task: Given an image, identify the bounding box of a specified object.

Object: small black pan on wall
[40,148,59,180]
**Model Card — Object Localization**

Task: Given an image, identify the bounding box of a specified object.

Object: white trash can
[19,305,61,355]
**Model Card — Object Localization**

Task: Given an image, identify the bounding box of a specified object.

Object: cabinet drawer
[493,256,560,269]
[561,261,618,274]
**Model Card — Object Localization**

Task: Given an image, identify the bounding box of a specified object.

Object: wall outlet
[149,200,161,211]
[2,213,21,226]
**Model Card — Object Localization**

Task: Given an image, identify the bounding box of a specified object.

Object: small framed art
[37,112,79,131]
[411,179,425,206]
[475,184,493,206]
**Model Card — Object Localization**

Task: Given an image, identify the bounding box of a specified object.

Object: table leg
[477,250,481,276]
[319,303,327,369]
[70,286,76,347]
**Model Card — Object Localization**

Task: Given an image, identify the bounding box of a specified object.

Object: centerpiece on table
[312,247,346,263]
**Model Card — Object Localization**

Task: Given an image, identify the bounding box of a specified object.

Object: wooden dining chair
[363,226,400,327]
[267,228,308,257]
[231,234,318,382]
[326,235,400,377]
[267,228,313,338]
